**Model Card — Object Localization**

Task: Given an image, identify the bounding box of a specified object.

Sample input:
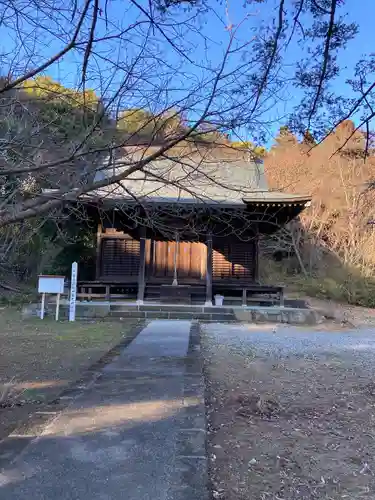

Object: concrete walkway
[0,320,208,500]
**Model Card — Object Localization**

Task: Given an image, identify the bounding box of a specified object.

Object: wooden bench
[213,284,284,307]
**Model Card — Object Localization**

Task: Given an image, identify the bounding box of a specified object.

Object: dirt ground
[0,308,138,441]
[202,323,375,500]
[303,296,375,328]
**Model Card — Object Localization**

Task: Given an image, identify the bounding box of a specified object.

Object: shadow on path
[0,320,208,500]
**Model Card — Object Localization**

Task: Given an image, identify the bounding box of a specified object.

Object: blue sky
[1,0,374,145]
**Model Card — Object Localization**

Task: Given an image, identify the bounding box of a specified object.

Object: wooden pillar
[95,224,102,280]
[253,234,260,284]
[137,231,146,304]
[205,233,213,306]
[242,288,247,307]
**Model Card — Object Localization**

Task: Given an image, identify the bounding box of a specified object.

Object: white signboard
[38,275,65,320]
[38,276,65,294]
[69,262,78,322]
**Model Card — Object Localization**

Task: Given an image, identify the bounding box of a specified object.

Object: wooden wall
[98,229,257,283]
[150,241,206,281]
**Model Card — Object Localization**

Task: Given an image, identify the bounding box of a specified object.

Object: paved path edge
[0,320,146,470]
[169,321,209,500]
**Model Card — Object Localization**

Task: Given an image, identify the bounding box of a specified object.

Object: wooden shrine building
[81,146,311,304]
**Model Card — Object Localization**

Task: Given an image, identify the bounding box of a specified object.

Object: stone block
[193,313,213,320]
[160,305,202,313]
[184,386,205,400]
[181,404,206,430]
[79,303,111,318]
[139,304,161,311]
[209,313,235,321]
[253,310,282,323]
[22,303,45,318]
[176,429,206,457]
[168,312,195,320]
[110,304,138,312]
[110,310,145,318]
[233,309,253,322]
[144,311,170,319]
[167,484,209,500]
[171,456,208,498]
[185,357,204,376]
[59,303,110,319]
[293,309,322,325]
[203,306,233,314]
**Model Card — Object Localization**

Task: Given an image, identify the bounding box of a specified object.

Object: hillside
[263,121,375,306]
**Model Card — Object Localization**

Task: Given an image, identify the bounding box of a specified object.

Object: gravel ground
[202,323,375,500]
[205,323,375,360]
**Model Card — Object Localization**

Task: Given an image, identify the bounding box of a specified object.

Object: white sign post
[69,262,78,322]
[38,275,65,320]
[40,291,46,320]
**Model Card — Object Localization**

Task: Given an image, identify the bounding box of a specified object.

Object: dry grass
[0,307,138,439]
[264,120,375,309]
[259,258,375,308]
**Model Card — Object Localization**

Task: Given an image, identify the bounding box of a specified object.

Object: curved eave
[243,195,312,206]
[77,195,311,237]
[244,199,311,234]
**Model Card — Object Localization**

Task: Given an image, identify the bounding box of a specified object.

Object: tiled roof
[90,147,310,206]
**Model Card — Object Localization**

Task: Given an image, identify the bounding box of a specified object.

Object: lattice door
[212,241,255,281]
[101,237,140,278]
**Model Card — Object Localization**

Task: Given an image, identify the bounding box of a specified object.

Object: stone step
[233,307,323,325]
[24,302,322,325]
[109,310,235,321]
[110,304,234,314]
